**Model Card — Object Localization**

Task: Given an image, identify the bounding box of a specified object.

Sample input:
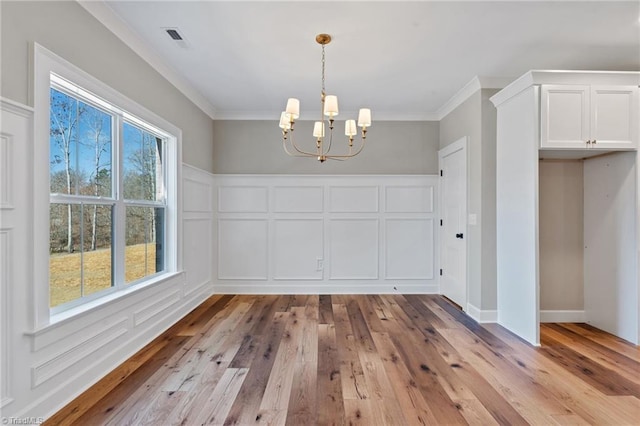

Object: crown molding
[77,0,218,120]
[490,70,640,107]
[436,75,514,120]
[213,110,440,121]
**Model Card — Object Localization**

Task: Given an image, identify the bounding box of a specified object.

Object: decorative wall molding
[133,290,181,328]
[329,186,379,213]
[183,218,213,294]
[218,186,268,213]
[385,185,434,213]
[183,177,213,213]
[274,186,323,213]
[218,218,269,280]
[0,134,13,209]
[385,218,435,280]
[0,230,12,408]
[273,218,324,280]
[0,100,32,412]
[32,318,129,387]
[329,218,379,280]
[213,175,438,294]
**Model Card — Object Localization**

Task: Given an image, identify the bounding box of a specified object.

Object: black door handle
[456,233,464,239]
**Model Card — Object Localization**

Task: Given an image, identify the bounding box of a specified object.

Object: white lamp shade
[279,112,291,130]
[285,98,300,119]
[313,121,325,138]
[323,95,339,117]
[357,108,371,127]
[345,119,357,136]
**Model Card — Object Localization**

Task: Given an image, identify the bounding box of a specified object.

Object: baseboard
[540,310,585,323]
[213,282,439,295]
[466,303,498,323]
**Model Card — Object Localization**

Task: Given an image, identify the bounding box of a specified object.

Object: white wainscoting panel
[385,186,434,213]
[213,175,438,293]
[273,219,323,280]
[218,186,268,213]
[0,134,13,209]
[274,186,323,213]
[183,218,213,294]
[218,219,269,280]
[329,219,379,280]
[329,186,379,212]
[183,177,212,213]
[0,100,33,413]
[385,218,435,279]
[182,165,215,298]
[32,317,128,387]
[0,230,11,407]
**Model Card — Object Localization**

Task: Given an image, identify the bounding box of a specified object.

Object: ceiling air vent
[163,27,189,48]
[166,28,183,40]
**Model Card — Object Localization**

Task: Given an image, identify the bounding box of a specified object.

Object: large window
[48,74,169,311]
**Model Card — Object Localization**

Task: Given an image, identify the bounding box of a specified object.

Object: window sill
[25,271,184,338]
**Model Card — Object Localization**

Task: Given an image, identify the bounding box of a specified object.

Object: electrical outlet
[316,258,324,271]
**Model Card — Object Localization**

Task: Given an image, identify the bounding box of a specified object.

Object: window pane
[50,204,113,307]
[50,89,113,197]
[50,203,81,307]
[50,89,79,195]
[123,122,164,202]
[82,204,113,297]
[125,206,164,283]
[77,101,112,197]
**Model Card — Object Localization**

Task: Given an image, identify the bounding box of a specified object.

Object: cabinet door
[590,86,639,149]
[540,85,590,148]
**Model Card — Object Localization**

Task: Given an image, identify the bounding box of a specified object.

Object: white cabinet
[491,70,640,347]
[541,84,639,150]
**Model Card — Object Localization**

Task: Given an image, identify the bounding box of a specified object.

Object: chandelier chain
[321,44,326,96]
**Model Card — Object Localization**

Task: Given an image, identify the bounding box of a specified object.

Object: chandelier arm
[321,137,367,159]
[286,130,321,157]
[283,140,316,158]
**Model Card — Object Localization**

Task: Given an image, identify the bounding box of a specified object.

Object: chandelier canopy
[279,33,372,162]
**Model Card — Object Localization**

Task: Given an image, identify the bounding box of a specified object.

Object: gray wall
[439,89,498,311]
[539,160,584,310]
[0,1,215,173]
[212,120,439,174]
[439,91,483,310]
[480,89,499,310]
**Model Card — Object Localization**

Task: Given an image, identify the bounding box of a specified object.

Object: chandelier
[279,33,372,162]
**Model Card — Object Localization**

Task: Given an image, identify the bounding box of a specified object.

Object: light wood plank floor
[46,295,640,425]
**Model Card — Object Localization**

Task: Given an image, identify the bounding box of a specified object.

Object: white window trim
[31,43,182,329]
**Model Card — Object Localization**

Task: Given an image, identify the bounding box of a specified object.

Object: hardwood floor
[45,295,640,425]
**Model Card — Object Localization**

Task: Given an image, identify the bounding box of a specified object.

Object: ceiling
[94,1,639,121]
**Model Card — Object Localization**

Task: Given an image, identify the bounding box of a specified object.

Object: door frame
[438,136,468,309]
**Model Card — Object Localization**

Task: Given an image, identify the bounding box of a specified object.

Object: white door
[438,138,467,308]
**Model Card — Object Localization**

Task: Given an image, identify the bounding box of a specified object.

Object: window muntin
[49,76,169,311]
